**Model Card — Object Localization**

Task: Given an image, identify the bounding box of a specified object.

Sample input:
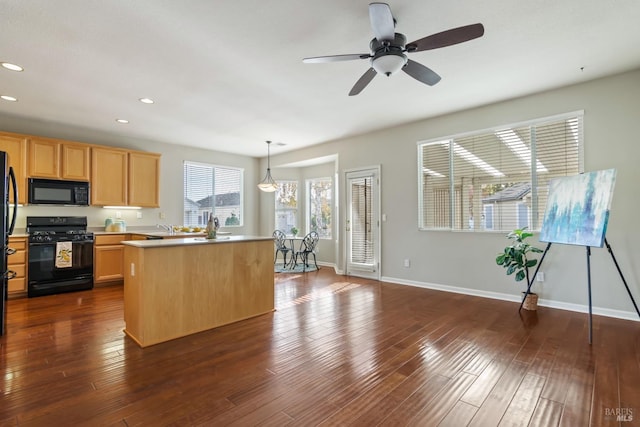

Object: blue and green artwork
[540,169,616,248]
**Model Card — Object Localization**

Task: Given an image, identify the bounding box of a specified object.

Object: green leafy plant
[290,226,298,236]
[496,227,543,284]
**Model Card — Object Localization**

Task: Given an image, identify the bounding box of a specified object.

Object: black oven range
[27,216,94,298]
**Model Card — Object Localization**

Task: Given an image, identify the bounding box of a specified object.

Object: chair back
[273,230,288,250]
[301,231,319,253]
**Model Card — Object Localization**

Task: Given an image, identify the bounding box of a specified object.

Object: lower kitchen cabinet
[94,234,128,285]
[8,237,27,298]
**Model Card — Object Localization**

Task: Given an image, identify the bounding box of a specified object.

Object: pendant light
[258,140,278,192]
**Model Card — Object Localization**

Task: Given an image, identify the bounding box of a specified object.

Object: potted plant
[496,227,543,310]
[290,226,298,237]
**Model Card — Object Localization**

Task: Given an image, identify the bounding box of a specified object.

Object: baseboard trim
[380,275,640,322]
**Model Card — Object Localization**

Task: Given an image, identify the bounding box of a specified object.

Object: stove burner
[27,216,93,243]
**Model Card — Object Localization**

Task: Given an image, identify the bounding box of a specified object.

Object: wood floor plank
[407,371,477,426]
[438,400,479,427]
[497,373,546,427]
[467,361,530,426]
[1,269,637,425]
[529,397,563,427]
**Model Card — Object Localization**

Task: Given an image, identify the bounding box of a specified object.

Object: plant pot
[522,292,539,311]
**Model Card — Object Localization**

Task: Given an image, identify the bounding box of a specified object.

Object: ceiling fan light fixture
[371,53,407,76]
[258,140,278,193]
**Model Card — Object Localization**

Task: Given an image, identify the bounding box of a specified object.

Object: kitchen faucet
[157,224,174,234]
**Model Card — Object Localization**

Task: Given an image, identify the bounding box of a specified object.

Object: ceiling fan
[303,2,484,96]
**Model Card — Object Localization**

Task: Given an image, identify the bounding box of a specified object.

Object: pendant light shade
[258,140,278,192]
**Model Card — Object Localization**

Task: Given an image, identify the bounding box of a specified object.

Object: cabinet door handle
[5,270,17,280]
[6,247,16,255]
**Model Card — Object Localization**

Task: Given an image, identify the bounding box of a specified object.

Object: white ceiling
[2,0,639,158]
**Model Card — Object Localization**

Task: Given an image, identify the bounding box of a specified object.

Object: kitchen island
[122,235,274,347]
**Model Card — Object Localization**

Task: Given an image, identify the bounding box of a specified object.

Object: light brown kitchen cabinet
[62,144,91,180]
[91,147,128,206]
[128,152,160,207]
[28,138,60,178]
[0,132,28,205]
[94,234,128,285]
[7,236,27,297]
[28,138,90,181]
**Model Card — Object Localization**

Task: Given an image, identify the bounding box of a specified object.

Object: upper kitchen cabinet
[92,147,160,207]
[91,147,128,206]
[28,138,90,181]
[128,152,160,207]
[0,132,27,205]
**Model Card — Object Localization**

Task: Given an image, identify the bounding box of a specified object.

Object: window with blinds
[418,112,583,232]
[183,161,243,227]
[275,181,298,234]
[307,177,332,239]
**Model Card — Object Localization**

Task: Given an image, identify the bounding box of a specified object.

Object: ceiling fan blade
[402,59,441,86]
[303,53,370,64]
[369,2,395,41]
[407,23,485,52]
[349,68,377,96]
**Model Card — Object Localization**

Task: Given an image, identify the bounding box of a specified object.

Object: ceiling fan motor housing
[370,33,408,76]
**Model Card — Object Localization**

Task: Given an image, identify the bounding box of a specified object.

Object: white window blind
[350,176,373,264]
[418,112,582,232]
[275,180,298,234]
[307,177,332,239]
[183,161,243,227]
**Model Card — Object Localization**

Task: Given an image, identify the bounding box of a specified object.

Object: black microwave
[28,178,90,206]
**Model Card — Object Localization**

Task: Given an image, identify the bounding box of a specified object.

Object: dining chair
[293,231,319,272]
[272,230,292,267]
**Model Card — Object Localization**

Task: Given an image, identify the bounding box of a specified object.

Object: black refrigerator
[1,151,18,336]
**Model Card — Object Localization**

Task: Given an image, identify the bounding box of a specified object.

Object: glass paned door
[346,168,379,279]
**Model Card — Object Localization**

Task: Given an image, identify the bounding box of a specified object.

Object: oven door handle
[29,241,94,246]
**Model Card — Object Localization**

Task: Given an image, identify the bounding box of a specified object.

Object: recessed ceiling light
[1,95,18,102]
[116,119,129,124]
[1,62,23,72]
[139,98,154,104]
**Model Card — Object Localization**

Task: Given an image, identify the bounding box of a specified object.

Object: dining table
[285,235,304,268]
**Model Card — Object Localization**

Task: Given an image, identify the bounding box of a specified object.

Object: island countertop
[121,235,272,248]
[122,235,274,347]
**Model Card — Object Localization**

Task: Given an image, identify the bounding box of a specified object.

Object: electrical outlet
[115,211,121,219]
[130,263,135,277]
[136,211,142,219]
[537,272,545,282]
[159,212,166,219]
[404,259,410,268]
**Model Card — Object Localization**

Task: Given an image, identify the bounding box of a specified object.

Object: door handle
[8,166,18,235]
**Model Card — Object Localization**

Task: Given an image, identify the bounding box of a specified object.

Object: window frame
[306,176,333,240]
[274,180,299,235]
[183,160,244,228]
[417,111,584,233]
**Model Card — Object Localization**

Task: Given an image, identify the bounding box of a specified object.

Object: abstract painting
[540,169,616,248]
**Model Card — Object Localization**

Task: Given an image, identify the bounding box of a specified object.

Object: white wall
[260,69,640,318]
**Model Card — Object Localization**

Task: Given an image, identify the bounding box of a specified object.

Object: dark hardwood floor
[1,269,639,426]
